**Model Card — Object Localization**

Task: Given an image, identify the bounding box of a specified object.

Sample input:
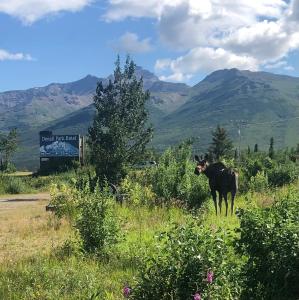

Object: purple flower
[123,286,131,298]
[193,292,201,300]
[207,270,214,284]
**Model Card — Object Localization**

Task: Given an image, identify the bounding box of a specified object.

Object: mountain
[6,67,189,169]
[6,68,299,170]
[154,69,299,151]
[0,67,189,133]
[0,75,102,131]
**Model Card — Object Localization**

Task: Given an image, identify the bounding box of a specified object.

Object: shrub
[50,182,120,255]
[236,189,299,299]
[248,171,269,192]
[75,183,120,254]
[242,157,265,180]
[147,142,210,208]
[131,222,242,299]
[120,176,156,206]
[0,175,29,194]
[50,183,80,221]
[267,163,298,187]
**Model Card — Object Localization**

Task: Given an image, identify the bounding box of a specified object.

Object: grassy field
[0,185,276,300]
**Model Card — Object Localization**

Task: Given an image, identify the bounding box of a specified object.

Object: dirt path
[0,192,70,264]
[0,193,50,211]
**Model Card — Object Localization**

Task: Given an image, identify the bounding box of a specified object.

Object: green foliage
[242,154,298,190]
[267,163,298,187]
[208,125,234,160]
[76,184,120,254]
[88,56,153,183]
[120,175,156,206]
[236,189,299,299]
[132,222,242,300]
[147,142,210,207]
[50,183,80,221]
[0,175,31,194]
[50,181,120,255]
[269,137,274,159]
[0,256,122,300]
[0,128,18,171]
[248,171,269,192]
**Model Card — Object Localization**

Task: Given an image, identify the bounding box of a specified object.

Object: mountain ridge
[3,68,299,170]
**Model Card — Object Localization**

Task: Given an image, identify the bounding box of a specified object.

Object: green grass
[0,181,292,299]
[0,172,77,195]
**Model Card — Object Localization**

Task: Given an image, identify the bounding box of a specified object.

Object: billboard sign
[40,134,80,158]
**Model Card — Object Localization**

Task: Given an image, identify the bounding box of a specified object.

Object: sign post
[39,131,84,172]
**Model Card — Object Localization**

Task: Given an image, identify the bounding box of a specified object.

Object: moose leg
[218,193,223,215]
[231,192,235,216]
[223,192,228,217]
[211,190,217,215]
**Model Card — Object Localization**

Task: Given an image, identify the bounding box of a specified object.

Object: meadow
[0,144,298,299]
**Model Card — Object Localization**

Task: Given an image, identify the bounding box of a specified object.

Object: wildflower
[123,286,131,298]
[193,292,201,300]
[207,270,214,284]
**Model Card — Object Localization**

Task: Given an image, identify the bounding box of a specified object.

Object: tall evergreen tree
[0,128,18,170]
[269,137,274,159]
[209,125,233,160]
[88,56,153,183]
[254,143,259,152]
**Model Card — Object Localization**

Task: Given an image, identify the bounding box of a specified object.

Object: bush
[50,183,79,221]
[236,189,299,299]
[50,182,120,255]
[0,175,29,194]
[147,142,210,208]
[131,222,242,299]
[267,163,298,187]
[75,184,120,254]
[248,171,269,192]
[120,176,156,206]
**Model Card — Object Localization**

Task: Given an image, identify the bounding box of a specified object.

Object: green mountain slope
[11,68,189,169]
[9,68,299,170]
[155,69,299,152]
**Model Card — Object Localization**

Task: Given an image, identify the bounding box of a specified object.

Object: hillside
[0,67,188,133]
[6,68,299,169]
[0,75,100,131]
[155,69,299,151]
[8,67,189,169]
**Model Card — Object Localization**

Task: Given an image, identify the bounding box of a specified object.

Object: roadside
[0,192,69,264]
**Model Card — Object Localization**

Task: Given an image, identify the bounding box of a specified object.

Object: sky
[0,0,298,92]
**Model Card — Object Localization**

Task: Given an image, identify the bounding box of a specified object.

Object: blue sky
[0,0,298,92]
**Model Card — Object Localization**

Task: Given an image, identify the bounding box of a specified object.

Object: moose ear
[195,155,200,162]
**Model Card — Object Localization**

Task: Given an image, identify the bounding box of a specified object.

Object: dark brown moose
[194,155,238,216]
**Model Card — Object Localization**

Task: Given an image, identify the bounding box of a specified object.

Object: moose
[194,155,238,216]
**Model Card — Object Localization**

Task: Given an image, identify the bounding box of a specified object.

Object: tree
[254,143,258,153]
[0,128,18,170]
[88,56,153,183]
[247,146,251,155]
[269,137,274,159]
[208,125,233,160]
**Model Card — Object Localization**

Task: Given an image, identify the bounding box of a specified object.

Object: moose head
[194,155,209,175]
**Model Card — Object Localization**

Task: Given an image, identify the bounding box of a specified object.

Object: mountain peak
[203,68,246,83]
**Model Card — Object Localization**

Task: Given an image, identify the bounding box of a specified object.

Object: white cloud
[219,20,299,62]
[0,0,92,24]
[0,49,33,61]
[264,60,288,69]
[289,0,299,21]
[156,47,259,81]
[264,60,294,71]
[104,0,287,22]
[112,32,153,53]
[105,0,298,80]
